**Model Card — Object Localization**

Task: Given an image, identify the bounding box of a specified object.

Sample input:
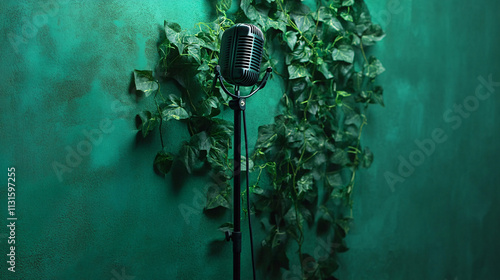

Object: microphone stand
[212,65,272,280]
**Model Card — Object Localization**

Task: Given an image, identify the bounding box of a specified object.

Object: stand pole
[231,87,243,280]
[213,66,271,280]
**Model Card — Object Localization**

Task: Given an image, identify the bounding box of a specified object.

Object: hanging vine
[133,0,385,279]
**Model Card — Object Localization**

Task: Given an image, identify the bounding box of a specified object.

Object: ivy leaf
[179,142,198,174]
[291,79,307,95]
[342,0,354,6]
[302,151,327,171]
[344,113,362,127]
[332,45,354,64]
[350,33,361,47]
[313,6,332,22]
[361,147,373,168]
[287,41,312,64]
[206,183,231,209]
[283,31,298,50]
[331,148,350,165]
[372,86,384,106]
[183,35,205,47]
[266,12,287,33]
[133,70,158,97]
[336,218,352,236]
[187,44,201,64]
[355,10,372,35]
[291,14,315,33]
[352,72,363,92]
[361,24,386,46]
[326,18,344,33]
[340,11,353,22]
[330,0,343,8]
[364,57,385,78]
[217,222,234,233]
[306,101,319,117]
[318,62,334,79]
[218,86,231,104]
[256,124,277,149]
[330,187,345,200]
[300,46,313,63]
[240,0,259,21]
[136,111,158,137]
[196,31,218,51]
[300,205,314,224]
[284,207,304,228]
[191,131,211,153]
[164,21,185,54]
[318,205,334,223]
[207,142,229,171]
[154,150,175,175]
[161,94,190,121]
[341,63,354,78]
[199,96,220,117]
[197,62,210,72]
[272,230,287,248]
[216,0,231,12]
[253,11,273,31]
[208,118,233,140]
[162,106,190,121]
[179,132,211,174]
[288,64,311,80]
[285,126,303,149]
[164,21,181,35]
[297,174,314,196]
[318,253,339,276]
[304,126,320,152]
[326,173,343,188]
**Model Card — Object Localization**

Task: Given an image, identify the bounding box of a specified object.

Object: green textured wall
[338,1,500,279]
[0,0,499,280]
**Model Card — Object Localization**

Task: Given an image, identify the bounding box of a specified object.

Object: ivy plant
[132,0,385,279]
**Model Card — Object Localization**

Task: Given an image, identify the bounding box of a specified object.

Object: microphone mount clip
[213,65,272,101]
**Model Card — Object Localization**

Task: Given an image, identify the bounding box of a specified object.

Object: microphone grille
[222,34,233,71]
[220,24,265,86]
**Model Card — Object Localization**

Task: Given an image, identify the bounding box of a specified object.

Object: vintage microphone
[212,23,272,280]
[219,23,266,86]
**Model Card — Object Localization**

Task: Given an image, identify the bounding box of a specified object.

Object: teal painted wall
[337,1,500,279]
[0,0,499,280]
